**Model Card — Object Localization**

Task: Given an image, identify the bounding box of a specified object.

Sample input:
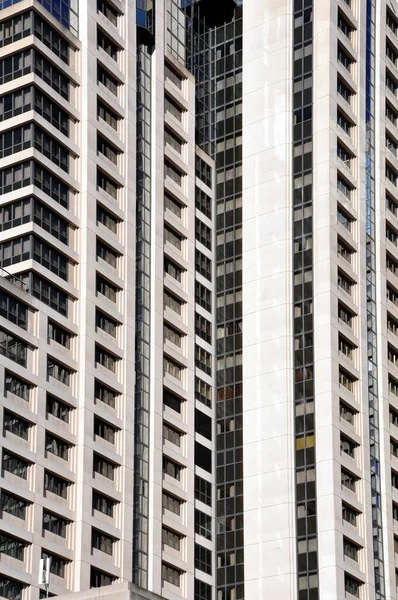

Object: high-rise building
[0,0,238,599]
[6,0,398,599]
[242,0,398,598]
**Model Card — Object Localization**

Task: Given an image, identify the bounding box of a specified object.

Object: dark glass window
[47,394,71,422]
[0,328,27,366]
[163,456,182,480]
[97,99,119,131]
[97,204,118,233]
[95,380,117,408]
[163,388,183,413]
[195,377,212,408]
[195,281,212,313]
[33,13,69,63]
[20,272,68,316]
[90,567,117,588]
[97,0,118,25]
[94,417,116,444]
[0,291,28,329]
[162,527,182,551]
[195,579,211,600]
[97,168,120,199]
[92,528,115,555]
[0,533,25,560]
[195,441,212,473]
[195,186,212,219]
[5,371,31,401]
[93,453,116,480]
[165,95,183,122]
[195,509,212,540]
[45,432,71,460]
[33,199,69,244]
[43,511,69,537]
[195,475,212,506]
[96,310,118,337]
[195,344,212,376]
[196,156,212,188]
[93,491,116,517]
[3,451,29,479]
[0,491,28,519]
[97,238,119,268]
[0,577,24,600]
[97,28,119,61]
[97,64,120,96]
[44,471,70,498]
[163,422,182,447]
[161,563,182,587]
[97,133,120,165]
[42,550,68,578]
[342,502,359,526]
[0,12,32,47]
[195,543,212,575]
[96,273,118,302]
[165,257,184,282]
[162,491,182,516]
[4,410,30,440]
[47,357,72,386]
[95,345,119,372]
[195,312,212,344]
[48,321,71,348]
[0,197,32,233]
[196,218,212,250]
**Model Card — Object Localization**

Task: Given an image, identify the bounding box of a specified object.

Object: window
[195,509,212,540]
[387,134,398,157]
[0,533,25,560]
[43,511,69,537]
[338,44,354,71]
[387,164,398,186]
[97,238,119,268]
[96,273,118,302]
[93,491,116,517]
[338,302,355,327]
[340,400,356,425]
[97,0,118,25]
[165,128,184,154]
[163,422,182,447]
[195,187,212,219]
[389,344,398,365]
[195,579,211,600]
[21,271,68,316]
[97,204,118,233]
[97,63,119,96]
[96,310,118,337]
[97,168,119,199]
[47,357,72,386]
[340,434,357,458]
[163,456,182,480]
[195,281,212,313]
[34,87,69,136]
[0,491,28,519]
[387,70,398,95]
[195,377,212,408]
[165,193,183,218]
[42,551,68,578]
[391,437,398,458]
[95,345,119,373]
[4,411,30,440]
[164,356,184,380]
[343,537,359,561]
[341,468,358,492]
[0,328,27,366]
[47,394,71,422]
[45,432,70,460]
[195,345,212,376]
[342,502,358,526]
[393,469,398,489]
[165,63,183,89]
[0,87,33,123]
[337,110,352,136]
[195,218,212,250]
[48,321,71,348]
[33,199,69,244]
[97,99,119,131]
[33,13,69,62]
[387,101,398,126]
[0,12,33,47]
[95,380,117,408]
[338,9,353,38]
[195,543,212,575]
[339,368,356,392]
[337,174,353,199]
[164,225,184,250]
[92,528,115,555]
[388,8,398,35]
[162,527,182,551]
[97,133,119,165]
[2,451,29,479]
[391,405,398,427]
[195,248,212,280]
[387,41,398,65]
[195,475,212,506]
[4,371,31,401]
[44,471,69,498]
[337,206,353,230]
[339,335,355,359]
[90,567,117,588]
[163,388,183,413]
[33,50,69,99]
[162,491,182,516]
[195,409,212,441]
[195,313,212,344]
[164,290,184,315]
[391,376,398,397]
[195,441,212,473]
[337,77,353,103]
[338,269,354,295]
[196,156,212,188]
[32,125,69,171]
[98,28,119,60]
[0,577,24,600]
[94,417,116,444]
[388,284,398,308]
[165,160,184,186]
[164,323,184,347]
[165,95,183,122]
[93,453,116,480]
[394,502,398,521]
[162,563,182,587]
[0,197,31,234]
[337,142,352,167]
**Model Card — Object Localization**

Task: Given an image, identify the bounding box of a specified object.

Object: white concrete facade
[0,1,216,600]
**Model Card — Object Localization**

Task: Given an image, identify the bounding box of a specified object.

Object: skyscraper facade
[242,0,398,598]
[0,0,237,598]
